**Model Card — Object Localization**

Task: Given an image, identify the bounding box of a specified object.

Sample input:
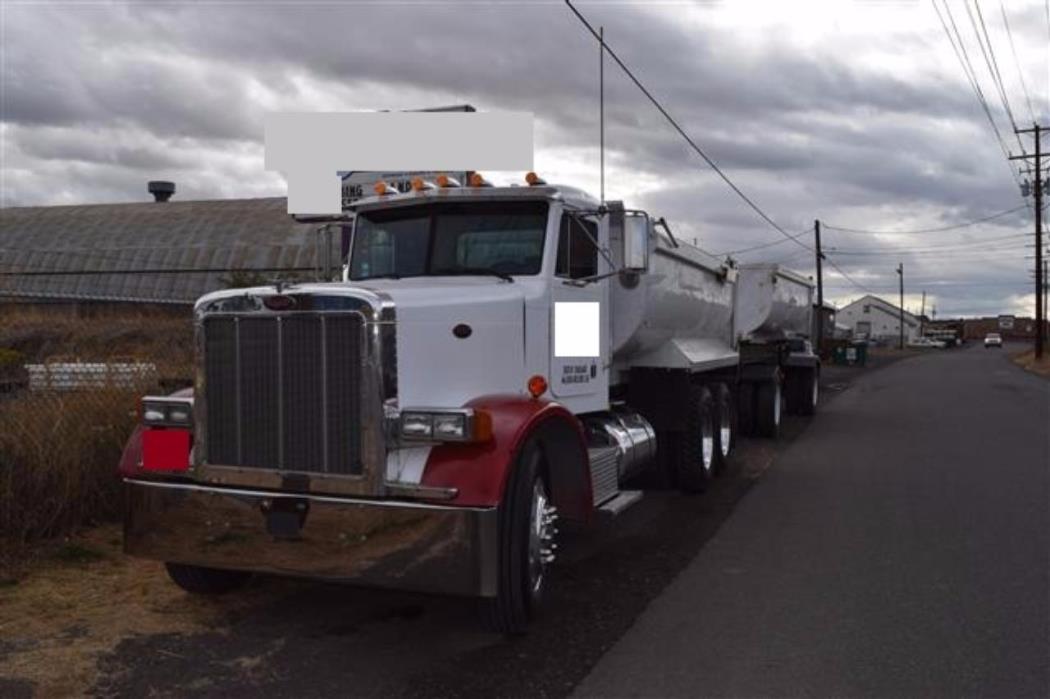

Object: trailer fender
[420,396,592,521]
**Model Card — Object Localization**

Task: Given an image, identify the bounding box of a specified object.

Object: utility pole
[897,263,905,350]
[920,290,926,336]
[599,25,605,205]
[814,219,824,354]
[1010,123,1043,359]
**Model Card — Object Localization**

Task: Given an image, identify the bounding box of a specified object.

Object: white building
[838,295,921,343]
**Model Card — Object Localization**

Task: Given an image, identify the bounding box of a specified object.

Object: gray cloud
[2,0,1047,316]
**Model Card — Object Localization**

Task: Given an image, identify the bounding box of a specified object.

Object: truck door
[550,211,609,409]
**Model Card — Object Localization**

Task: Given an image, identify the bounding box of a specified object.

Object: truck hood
[359,279,528,407]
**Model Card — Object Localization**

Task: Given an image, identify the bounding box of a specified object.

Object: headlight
[433,413,467,439]
[400,412,434,439]
[141,397,194,428]
[399,409,491,443]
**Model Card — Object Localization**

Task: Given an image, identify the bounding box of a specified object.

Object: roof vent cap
[148,180,175,202]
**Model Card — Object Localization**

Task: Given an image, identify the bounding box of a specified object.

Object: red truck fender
[420,396,593,521]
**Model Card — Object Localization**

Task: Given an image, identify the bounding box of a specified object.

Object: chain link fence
[0,302,194,564]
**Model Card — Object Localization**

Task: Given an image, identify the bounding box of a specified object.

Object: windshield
[349,201,549,280]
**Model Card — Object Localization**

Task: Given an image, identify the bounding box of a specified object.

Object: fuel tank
[734,263,814,342]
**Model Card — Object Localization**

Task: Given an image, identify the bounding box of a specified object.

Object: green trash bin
[849,341,868,367]
[832,344,848,365]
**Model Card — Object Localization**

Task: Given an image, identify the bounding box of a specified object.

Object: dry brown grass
[0,389,139,564]
[1012,348,1050,378]
[0,304,193,382]
[0,304,195,568]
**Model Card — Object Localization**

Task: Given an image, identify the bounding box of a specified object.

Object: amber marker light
[525,171,547,186]
[469,172,491,187]
[436,173,461,188]
[527,375,548,399]
[374,180,396,195]
[411,177,435,192]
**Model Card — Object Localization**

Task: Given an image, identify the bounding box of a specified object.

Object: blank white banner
[265,111,534,214]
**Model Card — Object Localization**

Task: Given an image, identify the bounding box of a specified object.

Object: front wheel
[480,441,556,635]
[165,562,250,595]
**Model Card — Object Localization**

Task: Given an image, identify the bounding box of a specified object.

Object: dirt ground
[1012,347,1050,378]
[0,526,297,697]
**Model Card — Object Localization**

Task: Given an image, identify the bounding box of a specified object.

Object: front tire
[480,441,555,635]
[675,384,716,493]
[165,562,250,595]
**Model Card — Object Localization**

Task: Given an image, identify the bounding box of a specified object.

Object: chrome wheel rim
[718,408,731,457]
[528,482,557,596]
[701,413,715,474]
[773,382,782,426]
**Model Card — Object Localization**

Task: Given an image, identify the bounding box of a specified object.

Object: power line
[823,204,1025,234]
[935,0,1014,167]
[826,231,1031,255]
[968,0,1025,151]
[713,228,811,256]
[822,254,875,295]
[999,1,1037,124]
[563,0,811,253]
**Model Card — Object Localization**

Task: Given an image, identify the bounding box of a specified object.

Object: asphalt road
[575,344,1049,698]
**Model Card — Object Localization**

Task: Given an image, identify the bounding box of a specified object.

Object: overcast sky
[3,0,1049,317]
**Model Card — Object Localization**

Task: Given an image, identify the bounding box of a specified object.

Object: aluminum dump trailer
[735,263,815,342]
[611,228,738,375]
[735,263,821,431]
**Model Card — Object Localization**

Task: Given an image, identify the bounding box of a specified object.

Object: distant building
[962,316,1038,341]
[837,295,921,343]
[0,189,336,307]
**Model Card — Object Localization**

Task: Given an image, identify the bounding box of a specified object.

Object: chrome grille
[203,313,364,475]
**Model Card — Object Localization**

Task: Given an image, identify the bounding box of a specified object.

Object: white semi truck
[120,174,819,633]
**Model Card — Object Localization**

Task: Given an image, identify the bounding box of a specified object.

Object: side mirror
[623,213,650,272]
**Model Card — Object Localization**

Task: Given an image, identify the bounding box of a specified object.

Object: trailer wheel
[165,563,250,595]
[798,368,818,416]
[784,370,805,415]
[675,384,716,492]
[712,383,734,474]
[754,377,782,439]
[737,381,756,436]
[480,441,555,635]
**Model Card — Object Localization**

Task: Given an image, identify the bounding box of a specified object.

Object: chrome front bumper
[124,479,498,597]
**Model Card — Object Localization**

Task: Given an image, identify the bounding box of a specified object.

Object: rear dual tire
[786,368,819,417]
[675,382,734,492]
[754,377,782,439]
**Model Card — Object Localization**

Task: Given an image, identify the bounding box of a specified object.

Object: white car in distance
[984,333,1003,348]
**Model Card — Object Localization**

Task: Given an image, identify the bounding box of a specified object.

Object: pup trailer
[120,173,819,633]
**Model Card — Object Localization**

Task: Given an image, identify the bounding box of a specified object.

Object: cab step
[597,489,643,517]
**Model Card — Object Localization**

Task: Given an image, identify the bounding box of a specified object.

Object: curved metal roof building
[0,197,335,304]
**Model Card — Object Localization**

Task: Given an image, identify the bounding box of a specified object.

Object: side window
[555,215,598,280]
